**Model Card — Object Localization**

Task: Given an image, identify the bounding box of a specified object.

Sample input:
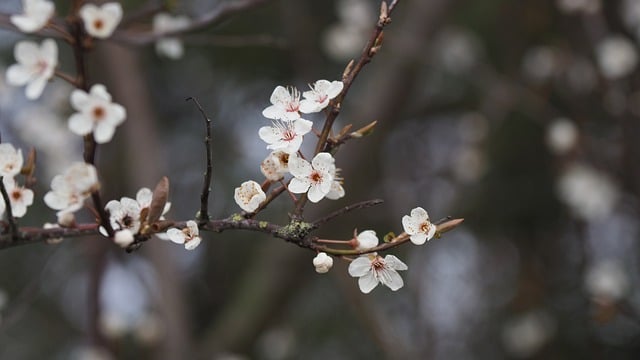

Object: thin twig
[187,97,213,223]
[0,176,17,240]
[311,199,384,228]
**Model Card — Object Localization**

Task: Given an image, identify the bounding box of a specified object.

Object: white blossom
[258,118,313,154]
[354,230,378,251]
[401,207,436,245]
[6,39,57,100]
[312,252,333,274]
[2,176,34,218]
[11,0,55,33]
[79,2,122,39]
[348,253,408,293]
[0,143,23,177]
[557,164,618,220]
[502,310,556,358]
[43,162,99,214]
[288,153,335,203]
[152,13,190,59]
[262,86,302,120]
[585,260,629,301]
[105,197,142,234]
[68,84,126,144]
[260,151,289,181]
[299,80,343,113]
[166,220,201,250]
[234,180,266,213]
[596,36,638,80]
[546,118,578,155]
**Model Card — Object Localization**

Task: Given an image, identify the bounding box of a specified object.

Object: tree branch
[187,97,214,223]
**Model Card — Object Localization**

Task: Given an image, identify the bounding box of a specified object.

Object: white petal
[293,118,313,135]
[348,256,372,277]
[14,41,40,65]
[356,230,379,250]
[288,155,312,178]
[184,236,201,250]
[378,268,404,291]
[410,207,429,222]
[166,228,185,244]
[325,80,344,99]
[25,77,47,99]
[90,84,112,102]
[409,233,428,245]
[70,89,90,110]
[384,255,408,271]
[94,122,116,143]
[156,39,184,59]
[136,188,153,207]
[186,220,199,236]
[6,64,31,86]
[262,105,285,120]
[299,99,322,113]
[269,86,291,105]
[358,272,379,294]
[307,184,327,203]
[258,125,282,144]
[287,178,309,194]
[11,15,41,33]
[402,214,420,235]
[311,152,335,173]
[68,113,94,136]
[41,39,58,64]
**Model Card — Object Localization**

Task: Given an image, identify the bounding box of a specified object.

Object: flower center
[278,153,289,165]
[310,171,323,183]
[121,215,134,228]
[420,222,431,234]
[11,189,21,201]
[93,106,106,120]
[282,129,296,141]
[372,257,385,270]
[93,19,104,30]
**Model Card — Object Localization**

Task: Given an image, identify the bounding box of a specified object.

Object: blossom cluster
[0,144,34,219]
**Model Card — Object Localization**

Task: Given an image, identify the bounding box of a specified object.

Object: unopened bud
[57,211,75,227]
[435,218,464,236]
[350,120,378,138]
[114,229,135,248]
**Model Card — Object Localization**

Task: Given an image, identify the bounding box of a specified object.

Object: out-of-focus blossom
[260,151,289,181]
[502,310,556,358]
[68,84,126,144]
[323,0,374,61]
[348,253,408,293]
[546,118,578,155]
[152,13,191,59]
[299,80,343,113]
[402,207,437,245]
[312,252,333,274]
[0,144,23,177]
[11,0,55,33]
[2,176,34,218]
[258,118,313,154]
[79,2,122,39]
[6,39,57,100]
[166,220,201,250]
[596,36,638,80]
[557,163,618,220]
[234,180,266,213]
[288,153,335,203]
[556,0,601,14]
[522,46,558,83]
[585,260,629,301]
[262,86,302,120]
[43,162,99,214]
[434,27,482,74]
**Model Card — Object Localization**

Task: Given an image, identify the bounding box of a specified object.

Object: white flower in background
[0,144,23,177]
[402,207,436,245]
[521,46,558,83]
[596,36,638,80]
[166,220,201,250]
[2,177,34,218]
[348,253,408,293]
[322,0,374,61]
[585,260,629,301]
[234,180,266,213]
[325,168,345,200]
[113,229,135,248]
[11,0,55,33]
[68,84,126,143]
[79,2,122,39]
[502,310,556,358]
[312,252,333,273]
[258,118,313,154]
[260,151,289,181]
[105,197,142,234]
[546,118,578,155]
[43,162,99,214]
[152,13,191,59]
[262,86,302,120]
[299,80,343,113]
[6,39,57,100]
[353,230,378,250]
[434,27,482,74]
[288,152,335,203]
[556,0,601,14]
[557,163,618,220]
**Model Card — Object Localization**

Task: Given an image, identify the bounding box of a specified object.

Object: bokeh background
[1,0,640,359]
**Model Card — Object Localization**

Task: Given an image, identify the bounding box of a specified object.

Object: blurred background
[1,0,640,358]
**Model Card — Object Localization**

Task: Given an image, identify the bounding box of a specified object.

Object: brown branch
[112,0,273,45]
[187,97,213,223]
[0,177,17,239]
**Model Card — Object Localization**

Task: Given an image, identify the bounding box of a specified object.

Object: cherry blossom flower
[596,36,638,80]
[258,118,313,154]
[6,39,57,100]
[312,252,333,274]
[585,260,629,301]
[262,86,302,120]
[79,2,122,39]
[234,180,266,213]
[133,187,171,217]
[166,220,201,250]
[68,84,126,143]
[0,144,23,177]
[105,197,142,234]
[152,13,191,59]
[260,151,289,181]
[299,80,343,113]
[43,162,99,214]
[402,207,436,245]
[288,153,335,203]
[546,118,578,155]
[353,230,378,251]
[11,0,55,33]
[348,253,408,293]
[2,176,34,218]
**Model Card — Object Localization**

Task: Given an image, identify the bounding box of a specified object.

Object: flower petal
[358,272,379,294]
[348,256,372,277]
